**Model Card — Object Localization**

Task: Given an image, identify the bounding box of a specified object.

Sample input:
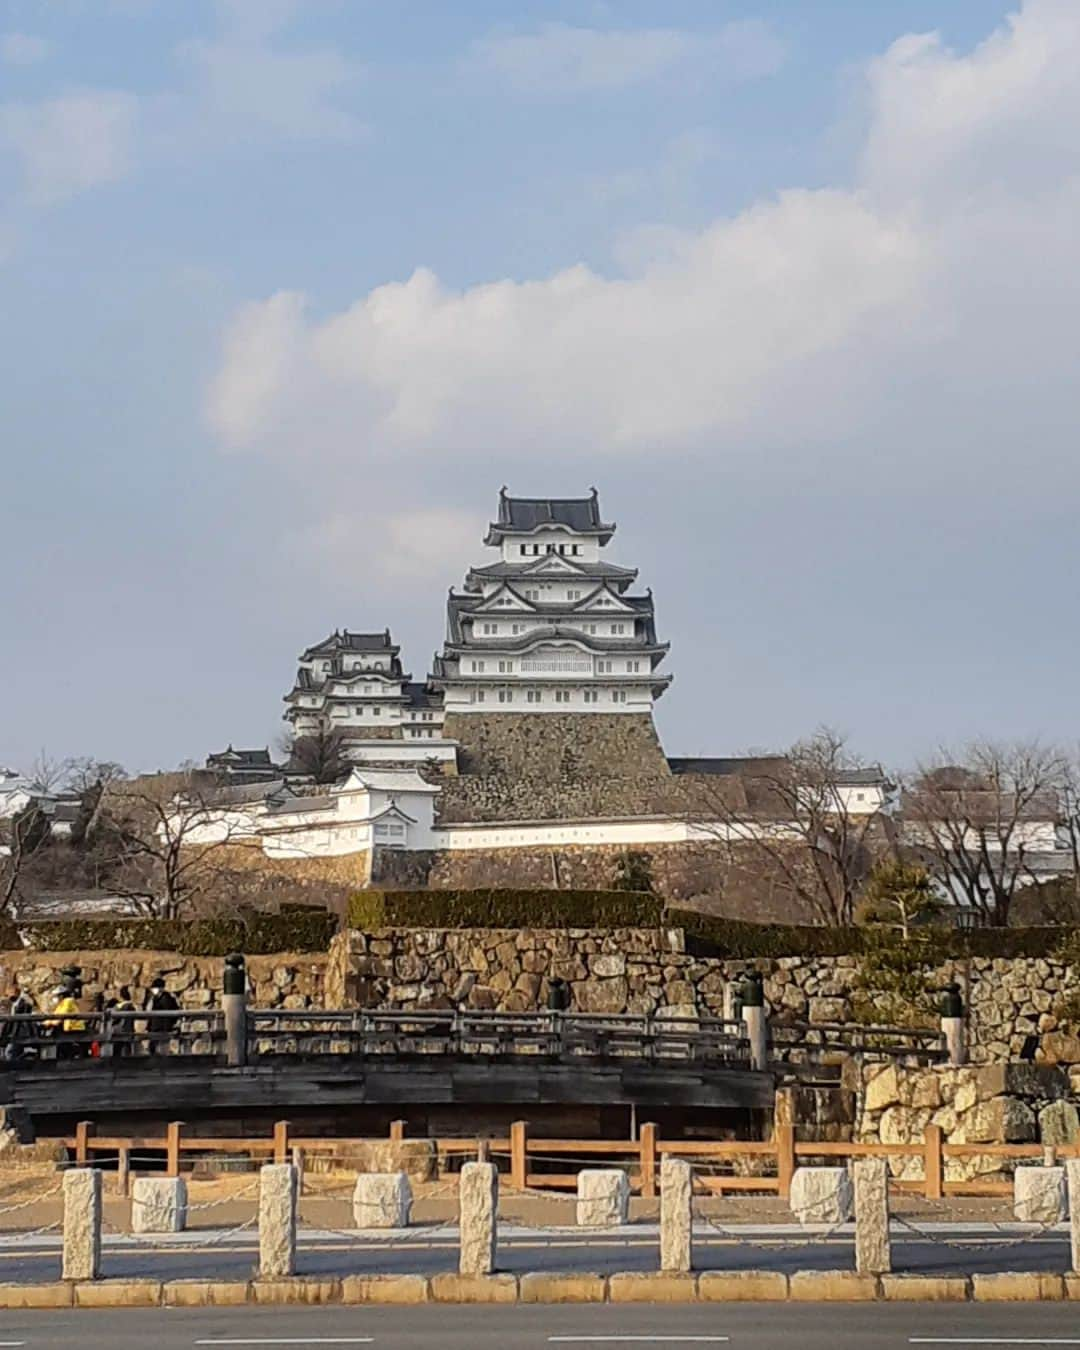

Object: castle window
[498,689,513,703]
[472,660,486,672]
[511,623,523,634]
[482,623,497,634]
[572,545,580,555]
[555,690,570,703]
[519,544,527,555]
[611,623,626,634]
[527,690,541,703]
[627,660,641,672]
[498,660,512,673]
[611,690,627,703]
[584,690,599,703]
[372,705,381,716]
[597,659,613,673]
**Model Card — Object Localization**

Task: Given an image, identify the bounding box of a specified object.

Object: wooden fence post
[74,1120,93,1167]
[116,1146,131,1197]
[510,1120,528,1189]
[776,1123,796,1199]
[274,1119,291,1166]
[389,1119,406,1142]
[166,1121,183,1178]
[640,1122,658,1199]
[924,1124,944,1200]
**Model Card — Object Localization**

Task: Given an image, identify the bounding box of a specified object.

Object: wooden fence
[60,1119,1072,1201]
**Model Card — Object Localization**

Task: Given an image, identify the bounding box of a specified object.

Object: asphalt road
[4,1304,1080,1348]
[0,1225,1070,1283]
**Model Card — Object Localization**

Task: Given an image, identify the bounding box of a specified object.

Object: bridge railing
[0,1010,223,1060]
[769,1020,946,1065]
[243,1009,753,1066]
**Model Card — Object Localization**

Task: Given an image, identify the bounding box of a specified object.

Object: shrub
[348,888,662,929]
[671,910,1074,960]
[9,910,338,955]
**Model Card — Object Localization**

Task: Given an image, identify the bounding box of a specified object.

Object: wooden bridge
[0,1008,944,1125]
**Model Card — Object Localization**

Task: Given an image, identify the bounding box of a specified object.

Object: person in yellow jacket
[46,982,86,1058]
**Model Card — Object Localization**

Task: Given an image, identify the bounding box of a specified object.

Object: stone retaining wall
[0,950,327,1011]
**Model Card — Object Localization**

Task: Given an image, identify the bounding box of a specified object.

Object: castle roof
[484,488,614,544]
[301,628,399,660]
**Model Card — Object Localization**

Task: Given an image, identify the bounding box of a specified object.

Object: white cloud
[468,19,784,94]
[0,91,137,206]
[1,33,49,66]
[302,507,480,585]
[208,0,1080,522]
[175,3,366,145]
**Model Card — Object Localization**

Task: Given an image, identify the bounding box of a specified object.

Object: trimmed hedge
[9,911,338,955]
[670,909,1075,960]
[348,888,663,929]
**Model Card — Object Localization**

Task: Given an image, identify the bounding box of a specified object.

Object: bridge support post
[853,1157,891,1274]
[62,1167,102,1282]
[259,1163,297,1279]
[739,971,768,1072]
[660,1157,693,1273]
[223,953,247,1068]
[459,1160,498,1276]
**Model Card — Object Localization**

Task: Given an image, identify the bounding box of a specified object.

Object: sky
[3,0,1079,776]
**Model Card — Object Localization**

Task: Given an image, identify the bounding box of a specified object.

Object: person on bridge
[1,988,37,1062]
[144,976,180,1054]
[46,980,86,1059]
[106,986,136,1056]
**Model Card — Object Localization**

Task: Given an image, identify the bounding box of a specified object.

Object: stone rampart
[441,713,671,782]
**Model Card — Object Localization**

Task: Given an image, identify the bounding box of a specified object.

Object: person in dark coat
[144,977,180,1054]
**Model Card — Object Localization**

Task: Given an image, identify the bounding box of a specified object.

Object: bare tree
[64,758,127,795]
[88,771,264,919]
[280,727,349,785]
[0,804,51,915]
[902,741,1063,927]
[26,749,70,795]
[682,728,892,926]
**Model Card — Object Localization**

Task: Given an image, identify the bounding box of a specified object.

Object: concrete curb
[0,1271,1075,1307]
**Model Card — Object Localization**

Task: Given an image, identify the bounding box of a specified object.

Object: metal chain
[889,1209,1065,1251]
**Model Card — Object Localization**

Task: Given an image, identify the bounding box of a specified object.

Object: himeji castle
[430,489,672,716]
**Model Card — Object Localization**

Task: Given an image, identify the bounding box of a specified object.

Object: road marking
[548,1339,730,1345]
[195,1341,374,1346]
[910,1340,1080,1345]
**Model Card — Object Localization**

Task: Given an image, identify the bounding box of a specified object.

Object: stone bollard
[353,1173,412,1229]
[1067,1160,1080,1270]
[576,1169,630,1228]
[259,1163,298,1279]
[1015,1165,1067,1224]
[790,1167,853,1226]
[459,1161,498,1276]
[132,1176,188,1233]
[63,1167,102,1281]
[853,1157,891,1274]
[659,1157,693,1273]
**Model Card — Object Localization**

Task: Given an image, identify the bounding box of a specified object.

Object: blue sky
[3,0,1078,775]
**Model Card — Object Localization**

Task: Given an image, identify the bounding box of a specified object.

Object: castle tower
[432,490,672,777]
[283,628,449,757]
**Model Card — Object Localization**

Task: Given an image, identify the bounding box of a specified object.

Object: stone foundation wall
[0,950,327,1011]
[441,713,671,783]
[857,1061,1080,1180]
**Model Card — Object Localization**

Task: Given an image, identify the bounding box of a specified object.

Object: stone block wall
[441,713,671,784]
[857,1061,1080,1180]
[0,949,327,1011]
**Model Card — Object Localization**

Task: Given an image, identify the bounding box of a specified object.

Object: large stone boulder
[864,1065,900,1113]
[353,1172,412,1229]
[132,1177,188,1233]
[576,1169,630,1228]
[1014,1165,1067,1224]
[1039,1100,1080,1148]
[789,1166,853,1226]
